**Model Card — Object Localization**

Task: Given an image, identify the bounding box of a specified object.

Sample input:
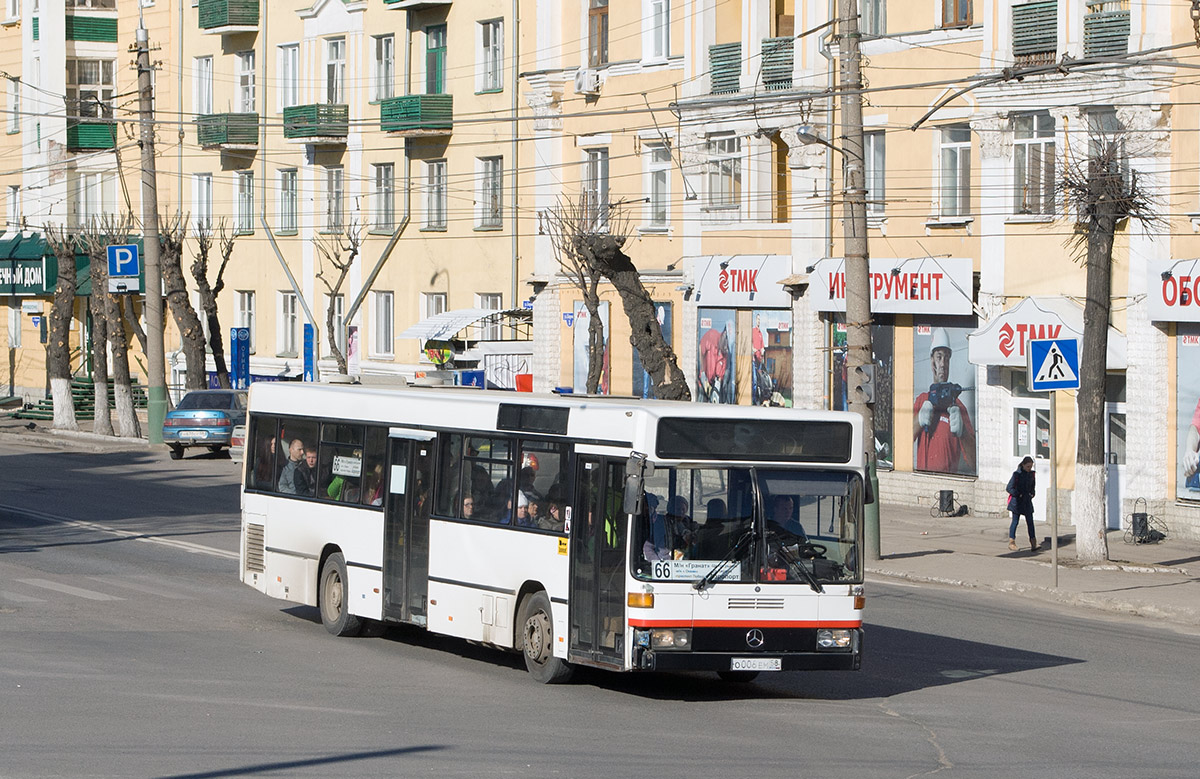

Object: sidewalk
[0,414,151,453]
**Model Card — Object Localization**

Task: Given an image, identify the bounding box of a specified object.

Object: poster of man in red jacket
[913,325,977,475]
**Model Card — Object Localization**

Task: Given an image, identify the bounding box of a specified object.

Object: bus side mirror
[623,452,648,515]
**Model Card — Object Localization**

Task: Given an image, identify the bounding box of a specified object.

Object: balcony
[198,0,259,35]
[196,113,259,149]
[380,94,452,136]
[66,121,116,151]
[1012,0,1057,67]
[383,0,451,9]
[761,37,794,91]
[282,103,349,144]
[1084,0,1130,57]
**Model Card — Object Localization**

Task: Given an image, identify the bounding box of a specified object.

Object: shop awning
[967,296,1127,369]
[0,232,52,296]
[397,308,532,343]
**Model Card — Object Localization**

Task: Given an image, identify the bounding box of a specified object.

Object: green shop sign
[0,258,50,296]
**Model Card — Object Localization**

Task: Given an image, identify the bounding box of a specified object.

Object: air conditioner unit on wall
[574,68,601,95]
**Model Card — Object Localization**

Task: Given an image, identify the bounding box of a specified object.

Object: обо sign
[1148,259,1200,322]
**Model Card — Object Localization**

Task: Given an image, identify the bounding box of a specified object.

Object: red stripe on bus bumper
[628,619,863,629]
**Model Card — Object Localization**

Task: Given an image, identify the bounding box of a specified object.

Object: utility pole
[837,0,879,559]
[135,21,166,443]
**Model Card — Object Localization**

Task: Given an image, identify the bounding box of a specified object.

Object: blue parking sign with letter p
[106,244,140,278]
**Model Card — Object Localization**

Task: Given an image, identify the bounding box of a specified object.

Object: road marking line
[85,576,193,599]
[1,590,46,603]
[18,578,124,601]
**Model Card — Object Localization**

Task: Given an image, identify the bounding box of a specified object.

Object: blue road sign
[230,327,250,390]
[106,244,140,278]
[1028,338,1080,392]
[303,324,315,382]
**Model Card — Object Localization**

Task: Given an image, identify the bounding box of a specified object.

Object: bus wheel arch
[516,590,573,684]
[318,547,362,637]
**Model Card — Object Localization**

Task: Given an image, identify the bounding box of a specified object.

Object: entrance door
[1105,409,1126,530]
[568,456,626,668]
[382,434,435,626]
[1011,402,1050,520]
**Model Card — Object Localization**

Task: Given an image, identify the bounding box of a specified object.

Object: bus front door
[569,457,627,668]
[383,434,434,627]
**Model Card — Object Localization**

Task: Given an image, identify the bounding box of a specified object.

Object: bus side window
[360,426,388,507]
[435,434,465,517]
[248,415,280,491]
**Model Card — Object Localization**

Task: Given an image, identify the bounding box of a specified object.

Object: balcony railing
[66,121,116,151]
[1084,0,1129,57]
[1012,0,1057,66]
[761,37,794,91]
[380,94,452,135]
[196,113,259,148]
[709,42,741,94]
[282,103,349,142]
[198,0,259,33]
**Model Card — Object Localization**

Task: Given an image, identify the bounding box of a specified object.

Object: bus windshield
[632,467,862,585]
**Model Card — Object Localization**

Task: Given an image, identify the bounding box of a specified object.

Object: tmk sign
[718,267,758,295]
[968,296,1127,369]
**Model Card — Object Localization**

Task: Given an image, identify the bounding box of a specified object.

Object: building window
[1014,112,1055,215]
[237,50,255,113]
[588,0,609,67]
[583,147,610,229]
[646,0,669,60]
[426,25,447,94]
[422,291,447,319]
[476,292,502,341]
[6,0,18,20]
[942,0,971,27]
[193,173,212,233]
[66,59,114,119]
[374,163,395,232]
[478,156,503,228]
[69,172,114,229]
[646,142,670,228]
[6,78,17,133]
[279,169,297,232]
[325,166,344,232]
[426,159,447,229]
[479,19,503,92]
[326,38,346,104]
[7,298,20,349]
[194,56,212,116]
[862,0,885,35]
[7,184,20,230]
[373,290,394,356]
[278,44,299,110]
[236,290,256,354]
[1086,107,1126,182]
[235,172,254,235]
[864,130,885,215]
[372,35,394,102]
[278,291,298,356]
[706,135,741,210]
[939,124,971,217]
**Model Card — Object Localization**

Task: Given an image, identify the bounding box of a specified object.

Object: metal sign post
[1029,338,1081,589]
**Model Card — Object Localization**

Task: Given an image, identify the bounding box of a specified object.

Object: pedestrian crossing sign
[1028,338,1080,391]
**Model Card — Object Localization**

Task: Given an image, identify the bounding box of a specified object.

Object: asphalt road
[2,443,1198,778]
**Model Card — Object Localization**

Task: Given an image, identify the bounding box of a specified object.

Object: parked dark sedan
[162,389,248,459]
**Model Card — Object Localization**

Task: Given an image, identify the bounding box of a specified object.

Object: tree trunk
[326,302,347,375]
[206,309,230,389]
[106,295,141,439]
[1075,208,1117,563]
[88,300,113,436]
[47,246,78,431]
[163,248,207,391]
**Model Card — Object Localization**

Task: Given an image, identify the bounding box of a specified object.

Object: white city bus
[240,382,867,683]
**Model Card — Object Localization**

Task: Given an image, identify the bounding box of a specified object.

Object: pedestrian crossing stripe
[1034,342,1077,385]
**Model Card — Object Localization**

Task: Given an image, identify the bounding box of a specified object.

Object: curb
[0,429,150,453]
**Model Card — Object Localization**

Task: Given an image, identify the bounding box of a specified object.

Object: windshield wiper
[768,532,824,594]
[694,528,755,592]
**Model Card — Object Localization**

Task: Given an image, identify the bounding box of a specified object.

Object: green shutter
[709,42,741,94]
[1084,3,1130,57]
[1012,1,1057,63]
[31,16,38,40]
[65,16,119,43]
[762,37,793,90]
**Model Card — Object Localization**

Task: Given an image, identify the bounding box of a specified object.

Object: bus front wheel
[319,552,362,637]
[518,591,573,684]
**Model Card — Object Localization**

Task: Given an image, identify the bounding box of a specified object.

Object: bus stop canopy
[397,308,532,343]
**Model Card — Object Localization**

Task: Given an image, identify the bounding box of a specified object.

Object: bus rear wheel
[319,552,362,637]
[518,591,573,684]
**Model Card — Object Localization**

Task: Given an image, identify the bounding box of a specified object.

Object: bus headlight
[816,628,853,650]
[651,629,692,650]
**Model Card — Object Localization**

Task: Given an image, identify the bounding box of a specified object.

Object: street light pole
[837,0,879,559]
[136,21,166,443]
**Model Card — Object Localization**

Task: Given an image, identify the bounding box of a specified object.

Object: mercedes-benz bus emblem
[746,629,765,648]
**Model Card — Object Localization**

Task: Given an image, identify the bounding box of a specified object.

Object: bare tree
[544,197,688,399]
[159,212,207,391]
[190,219,236,389]
[314,219,361,375]
[1060,129,1157,563]
[42,225,79,431]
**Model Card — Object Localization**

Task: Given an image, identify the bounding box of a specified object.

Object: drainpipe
[510,0,520,311]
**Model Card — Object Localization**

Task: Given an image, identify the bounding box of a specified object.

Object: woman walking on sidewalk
[1007,456,1039,552]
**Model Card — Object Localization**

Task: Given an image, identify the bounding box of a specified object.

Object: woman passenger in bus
[253,435,276,490]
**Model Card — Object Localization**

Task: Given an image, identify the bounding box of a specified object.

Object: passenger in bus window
[459,494,475,519]
[665,496,696,557]
[277,439,306,494]
[253,433,276,490]
[364,463,385,506]
[766,495,807,542]
[527,496,544,526]
[297,448,317,497]
[539,501,565,532]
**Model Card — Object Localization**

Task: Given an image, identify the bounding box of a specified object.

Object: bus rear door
[383,431,436,627]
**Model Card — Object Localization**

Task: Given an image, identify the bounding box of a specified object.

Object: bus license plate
[731,657,781,672]
[179,430,208,439]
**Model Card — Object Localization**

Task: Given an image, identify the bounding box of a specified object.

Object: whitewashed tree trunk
[49,377,77,431]
[1074,463,1109,561]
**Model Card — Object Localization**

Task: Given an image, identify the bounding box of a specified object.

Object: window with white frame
[6,298,19,348]
[235,171,254,234]
[236,290,256,354]
[193,173,213,232]
[862,0,885,36]
[589,0,609,67]
[476,292,502,341]
[278,44,299,110]
[706,134,741,210]
[66,59,114,119]
[426,159,447,229]
[478,156,503,228]
[325,166,344,232]
[1086,107,1127,186]
[646,141,670,228]
[583,147,609,229]
[939,124,971,217]
[373,163,395,231]
[194,56,212,116]
[7,77,19,133]
[237,51,255,113]
[645,0,669,60]
[864,130,885,214]
[373,290,394,356]
[277,291,298,356]
[373,35,395,101]
[422,291,447,319]
[478,19,503,92]
[7,184,19,230]
[69,172,114,229]
[6,0,19,21]
[1013,112,1055,215]
[326,38,346,104]
[328,294,346,354]
[278,169,297,232]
